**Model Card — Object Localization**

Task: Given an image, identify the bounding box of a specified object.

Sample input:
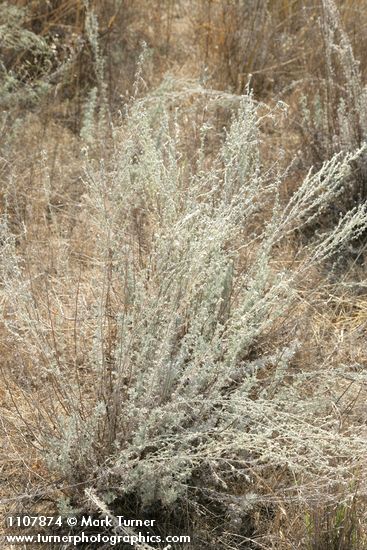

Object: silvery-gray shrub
[2,86,366,511]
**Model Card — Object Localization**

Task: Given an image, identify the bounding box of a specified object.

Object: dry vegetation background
[1,0,367,548]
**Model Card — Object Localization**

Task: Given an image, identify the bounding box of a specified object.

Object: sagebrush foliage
[2,89,366,527]
[2,2,367,548]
